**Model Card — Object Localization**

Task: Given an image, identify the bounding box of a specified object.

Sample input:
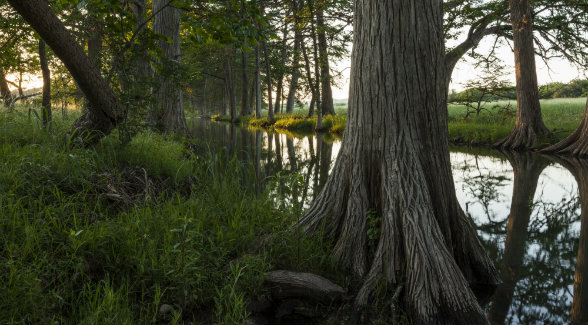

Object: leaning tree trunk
[316,4,335,116]
[542,96,588,156]
[0,68,12,107]
[488,151,548,324]
[7,0,125,143]
[152,0,187,132]
[495,0,551,149]
[39,40,52,127]
[299,1,498,323]
[549,157,588,325]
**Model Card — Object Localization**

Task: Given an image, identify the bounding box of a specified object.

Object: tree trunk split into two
[299,1,498,323]
[7,0,126,143]
[495,0,551,150]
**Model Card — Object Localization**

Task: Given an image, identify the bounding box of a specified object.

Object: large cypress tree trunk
[299,1,498,323]
[7,0,125,143]
[316,4,335,116]
[495,0,551,149]
[39,40,51,127]
[542,97,588,156]
[152,0,187,132]
[487,152,548,324]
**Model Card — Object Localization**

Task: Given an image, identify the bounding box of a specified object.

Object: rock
[244,314,270,325]
[264,270,345,304]
[275,299,318,319]
[158,304,174,315]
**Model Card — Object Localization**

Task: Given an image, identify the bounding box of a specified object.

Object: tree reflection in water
[189,119,585,324]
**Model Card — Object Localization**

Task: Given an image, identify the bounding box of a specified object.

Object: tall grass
[0,107,339,324]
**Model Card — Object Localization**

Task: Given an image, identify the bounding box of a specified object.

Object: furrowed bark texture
[542,97,588,156]
[496,0,550,149]
[7,0,125,142]
[488,152,548,324]
[299,1,498,324]
[152,0,187,132]
[39,40,51,127]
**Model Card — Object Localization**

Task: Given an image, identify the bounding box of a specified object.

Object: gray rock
[158,304,174,315]
[264,270,345,303]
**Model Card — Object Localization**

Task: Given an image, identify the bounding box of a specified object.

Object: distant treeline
[449,79,588,102]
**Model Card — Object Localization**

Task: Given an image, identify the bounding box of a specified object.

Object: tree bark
[495,0,551,149]
[273,22,289,114]
[487,152,548,324]
[7,0,125,143]
[286,21,302,114]
[39,39,51,127]
[262,40,274,121]
[542,96,588,156]
[307,0,323,130]
[316,4,335,116]
[0,68,11,106]
[224,48,237,122]
[299,1,498,323]
[241,45,249,116]
[152,0,187,132]
[255,44,262,118]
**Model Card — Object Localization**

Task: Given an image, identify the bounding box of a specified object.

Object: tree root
[494,122,552,150]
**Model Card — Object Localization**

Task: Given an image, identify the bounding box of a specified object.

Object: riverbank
[0,106,348,324]
[212,97,586,147]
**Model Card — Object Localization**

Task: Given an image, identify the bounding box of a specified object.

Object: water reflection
[189,118,584,324]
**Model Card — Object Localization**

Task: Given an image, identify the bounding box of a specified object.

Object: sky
[330,37,588,100]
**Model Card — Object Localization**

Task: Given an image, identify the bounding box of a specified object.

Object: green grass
[211,98,586,145]
[0,106,340,324]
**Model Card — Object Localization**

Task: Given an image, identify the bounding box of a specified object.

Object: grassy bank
[212,98,586,146]
[0,106,340,324]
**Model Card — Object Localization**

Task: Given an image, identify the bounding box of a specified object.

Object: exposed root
[300,148,492,324]
[542,116,588,157]
[494,122,552,150]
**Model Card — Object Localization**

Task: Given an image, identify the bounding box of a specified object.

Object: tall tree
[254,44,262,118]
[273,22,288,114]
[285,0,302,114]
[542,96,588,156]
[315,2,335,116]
[39,39,51,127]
[152,0,187,132]
[224,48,237,122]
[299,0,498,323]
[495,0,551,149]
[7,0,126,143]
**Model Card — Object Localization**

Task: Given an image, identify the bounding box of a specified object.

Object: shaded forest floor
[0,105,358,324]
[211,98,586,147]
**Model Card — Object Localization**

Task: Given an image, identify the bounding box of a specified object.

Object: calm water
[190,118,586,324]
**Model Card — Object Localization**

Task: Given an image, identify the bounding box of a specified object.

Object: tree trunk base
[494,122,552,150]
[299,150,496,325]
[541,118,588,157]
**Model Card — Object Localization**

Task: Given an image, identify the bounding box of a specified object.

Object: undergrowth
[0,107,339,325]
